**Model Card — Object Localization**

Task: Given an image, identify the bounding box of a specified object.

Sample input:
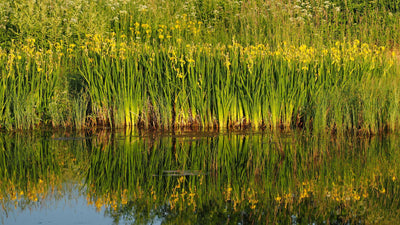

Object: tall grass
[0,0,400,132]
[52,38,400,133]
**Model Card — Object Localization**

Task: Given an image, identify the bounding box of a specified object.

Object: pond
[0,131,399,224]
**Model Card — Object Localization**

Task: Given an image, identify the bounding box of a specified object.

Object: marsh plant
[0,0,399,133]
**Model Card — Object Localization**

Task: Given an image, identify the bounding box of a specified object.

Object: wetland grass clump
[0,0,400,133]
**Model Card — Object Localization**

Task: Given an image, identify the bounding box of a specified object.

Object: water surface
[0,131,399,224]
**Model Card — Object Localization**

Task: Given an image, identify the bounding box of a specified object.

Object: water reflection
[0,131,399,224]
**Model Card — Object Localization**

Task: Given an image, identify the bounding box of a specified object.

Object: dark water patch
[154,170,205,177]
[52,136,92,141]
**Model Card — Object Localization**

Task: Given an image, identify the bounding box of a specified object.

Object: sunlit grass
[1,35,399,133]
[0,0,400,132]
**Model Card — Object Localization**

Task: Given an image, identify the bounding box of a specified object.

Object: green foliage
[332,0,400,13]
[0,0,399,132]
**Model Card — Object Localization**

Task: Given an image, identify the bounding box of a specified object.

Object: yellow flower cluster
[329,40,385,66]
[1,33,394,82]
[1,38,60,77]
[127,17,203,43]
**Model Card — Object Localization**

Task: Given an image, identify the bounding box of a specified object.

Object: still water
[0,131,399,224]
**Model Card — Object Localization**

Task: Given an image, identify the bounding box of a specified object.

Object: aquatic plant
[0,0,399,133]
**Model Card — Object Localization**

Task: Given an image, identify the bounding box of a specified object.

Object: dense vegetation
[0,0,399,133]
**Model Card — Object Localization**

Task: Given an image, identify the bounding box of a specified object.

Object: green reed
[1,0,400,132]
[1,37,399,133]
[77,39,398,133]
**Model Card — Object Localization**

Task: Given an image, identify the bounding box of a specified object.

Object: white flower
[138,4,148,12]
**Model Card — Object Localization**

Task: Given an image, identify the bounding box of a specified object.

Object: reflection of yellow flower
[112,202,117,211]
[121,196,128,205]
[95,199,103,211]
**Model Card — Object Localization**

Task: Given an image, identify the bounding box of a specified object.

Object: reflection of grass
[85,132,400,224]
[0,131,398,223]
[0,132,89,214]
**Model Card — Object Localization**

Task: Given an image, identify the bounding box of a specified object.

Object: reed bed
[0,0,400,133]
[1,37,399,134]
